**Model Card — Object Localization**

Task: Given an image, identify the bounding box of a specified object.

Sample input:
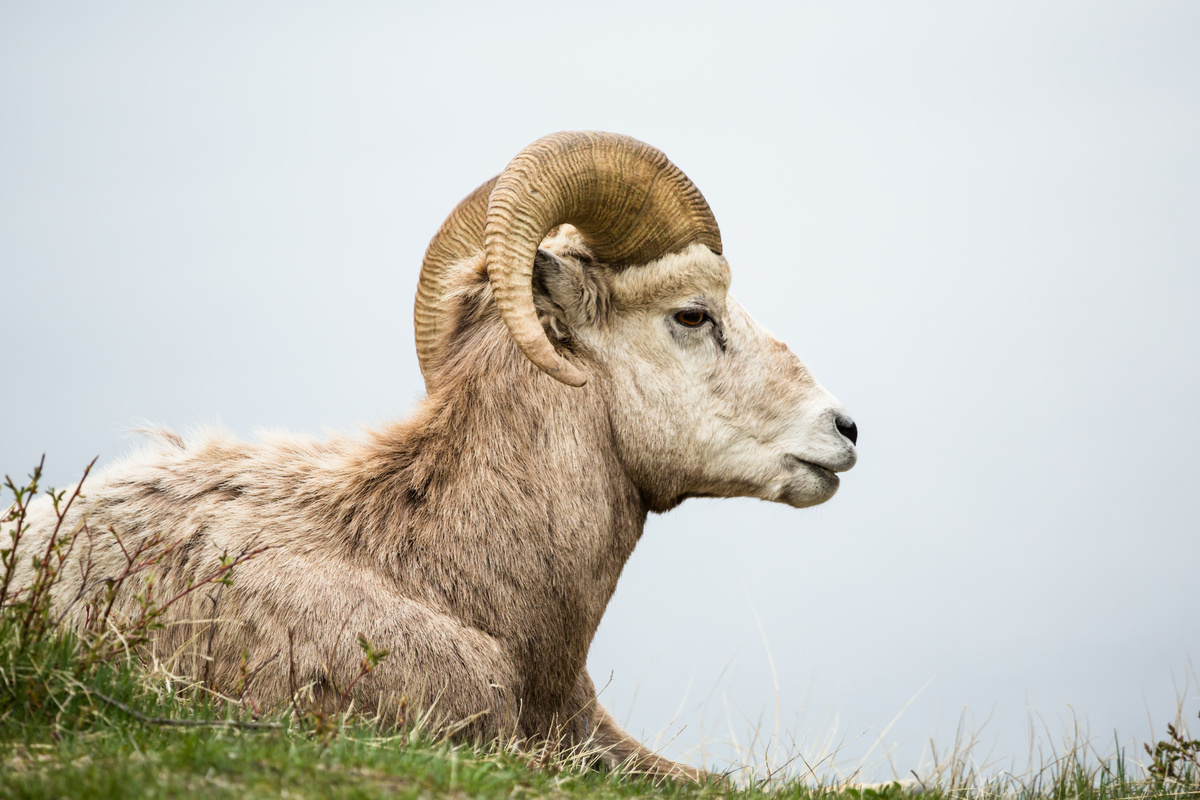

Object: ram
[8,131,857,782]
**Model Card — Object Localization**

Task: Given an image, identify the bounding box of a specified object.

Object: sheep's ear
[532,248,606,332]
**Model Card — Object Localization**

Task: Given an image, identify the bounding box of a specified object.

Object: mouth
[786,455,839,482]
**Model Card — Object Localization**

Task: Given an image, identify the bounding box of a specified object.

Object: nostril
[835,414,858,446]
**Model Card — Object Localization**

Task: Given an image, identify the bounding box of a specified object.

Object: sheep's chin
[778,461,840,509]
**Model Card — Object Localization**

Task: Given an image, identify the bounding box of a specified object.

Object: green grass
[3,722,716,800]
[3,696,1197,800]
[3,461,1198,800]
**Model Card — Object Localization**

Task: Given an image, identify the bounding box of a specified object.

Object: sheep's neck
[368,371,647,721]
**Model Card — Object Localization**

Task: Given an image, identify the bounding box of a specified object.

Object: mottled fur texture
[8,227,856,782]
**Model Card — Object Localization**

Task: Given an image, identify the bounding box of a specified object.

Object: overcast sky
[2,1,1198,782]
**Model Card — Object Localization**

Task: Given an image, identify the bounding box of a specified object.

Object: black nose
[835,414,858,446]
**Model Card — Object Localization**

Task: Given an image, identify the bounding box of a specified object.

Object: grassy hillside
[2,462,1197,800]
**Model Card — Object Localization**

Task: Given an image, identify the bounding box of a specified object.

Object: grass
[3,722,716,800]
[2,461,1198,800]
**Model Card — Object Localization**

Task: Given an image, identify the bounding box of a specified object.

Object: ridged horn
[415,176,497,385]
[484,131,722,387]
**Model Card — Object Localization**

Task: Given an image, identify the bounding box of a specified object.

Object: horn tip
[548,361,588,387]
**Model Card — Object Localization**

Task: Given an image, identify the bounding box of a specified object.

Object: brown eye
[675,309,707,327]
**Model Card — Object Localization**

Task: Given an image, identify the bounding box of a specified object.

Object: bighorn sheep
[8,131,857,782]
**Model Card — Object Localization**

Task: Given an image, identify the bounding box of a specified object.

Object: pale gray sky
[2,1,1198,780]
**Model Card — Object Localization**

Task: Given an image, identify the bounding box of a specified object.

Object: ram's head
[415,131,857,512]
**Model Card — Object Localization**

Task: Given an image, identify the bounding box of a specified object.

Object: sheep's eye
[675,309,708,328]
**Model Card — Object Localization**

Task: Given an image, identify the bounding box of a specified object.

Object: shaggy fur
[7,227,856,782]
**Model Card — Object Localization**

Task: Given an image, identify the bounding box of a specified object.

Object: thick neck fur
[320,291,645,723]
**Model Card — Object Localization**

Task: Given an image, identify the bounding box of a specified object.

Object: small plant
[1145,711,1200,786]
[1,457,93,652]
[295,633,392,746]
[0,459,264,735]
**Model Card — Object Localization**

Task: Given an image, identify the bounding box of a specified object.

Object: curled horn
[415,176,497,387]
[415,131,722,389]
[485,131,721,386]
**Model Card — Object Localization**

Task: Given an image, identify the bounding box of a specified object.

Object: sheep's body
[15,253,645,750]
[8,134,858,782]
